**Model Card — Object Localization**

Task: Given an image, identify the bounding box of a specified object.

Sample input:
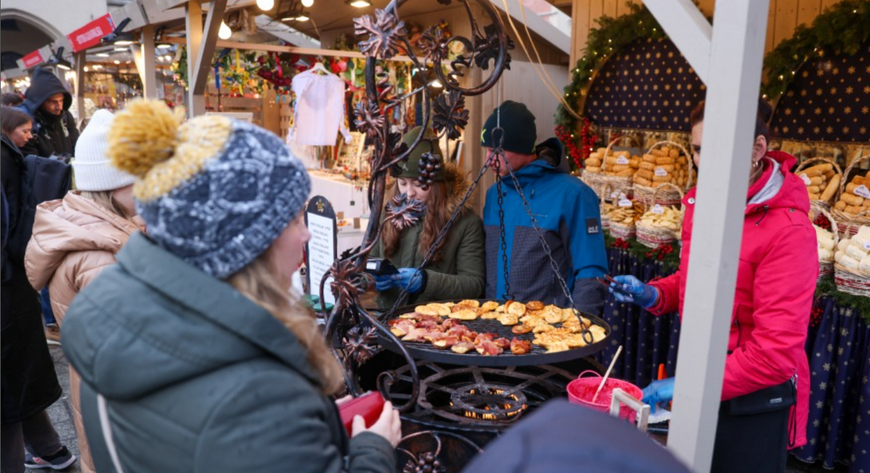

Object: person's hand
[372,274,394,292]
[391,268,424,295]
[334,395,353,407]
[352,401,402,448]
[609,275,659,308]
[642,377,675,413]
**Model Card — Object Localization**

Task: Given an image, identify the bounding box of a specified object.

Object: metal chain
[492,141,511,300]
[499,156,594,343]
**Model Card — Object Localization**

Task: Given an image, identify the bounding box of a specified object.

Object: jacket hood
[684,150,809,216]
[62,232,322,400]
[22,68,72,115]
[26,192,141,290]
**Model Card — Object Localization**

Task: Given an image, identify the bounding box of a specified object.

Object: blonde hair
[228,250,344,395]
[79,190,135,220]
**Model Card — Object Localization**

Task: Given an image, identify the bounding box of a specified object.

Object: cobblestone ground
[41,346,846,473]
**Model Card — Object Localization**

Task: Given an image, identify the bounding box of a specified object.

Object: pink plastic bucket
[567,370,643,423]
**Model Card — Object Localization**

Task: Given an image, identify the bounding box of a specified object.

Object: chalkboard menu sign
[304,195,338,305]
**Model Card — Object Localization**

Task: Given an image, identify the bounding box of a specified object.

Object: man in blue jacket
[482,100,607,315]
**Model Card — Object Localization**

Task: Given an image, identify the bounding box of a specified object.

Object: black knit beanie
[480,100,537,155]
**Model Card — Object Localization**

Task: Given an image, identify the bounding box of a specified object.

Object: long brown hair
[689,98,773,141]
[381,179,455,264]
[228,249,344,395]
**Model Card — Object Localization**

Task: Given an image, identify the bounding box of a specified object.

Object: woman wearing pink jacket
[611,100,816,473]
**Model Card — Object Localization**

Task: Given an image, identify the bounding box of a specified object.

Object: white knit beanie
[73,109,137,191]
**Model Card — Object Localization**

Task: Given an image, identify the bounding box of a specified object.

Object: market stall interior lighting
[301,0,314,6]
[256,0,274,10]
[157,43,172,49]
[96,53,110,57]
[346,0,371,7]
[218,21,233,40]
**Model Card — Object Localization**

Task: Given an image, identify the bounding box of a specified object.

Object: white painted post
[643,0,772,471]
[185,1,205,117]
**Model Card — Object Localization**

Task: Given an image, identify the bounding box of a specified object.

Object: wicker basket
[831,155,870,237]
[581,169,608,199]
[834,216,870,297]
[809,202,839,280]
[795,156,843,208]
[601,136,641,198]
[599,182,613,230]
[633,140,694,207]
[607,195,642,240]
[636,183,684,248]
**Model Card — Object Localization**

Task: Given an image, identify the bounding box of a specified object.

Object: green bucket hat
[397,126,445,181]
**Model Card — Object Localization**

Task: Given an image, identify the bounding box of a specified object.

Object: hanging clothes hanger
[309,61,329,75]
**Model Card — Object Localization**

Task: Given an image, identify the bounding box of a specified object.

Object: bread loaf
[820,176,840,202]
[842,193,864,206]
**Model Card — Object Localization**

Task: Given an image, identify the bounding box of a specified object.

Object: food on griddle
[394,300,607,356]
[479,301,499,313]
[510,338,532,354]
[526,300,544,311]
[449,309,479,321]
[511,324,533,334]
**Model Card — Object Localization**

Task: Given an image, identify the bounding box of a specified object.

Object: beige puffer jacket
[25,192,142,321]
[25,191,141,473]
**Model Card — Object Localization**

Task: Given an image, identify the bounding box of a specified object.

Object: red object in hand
[339,391,385,435]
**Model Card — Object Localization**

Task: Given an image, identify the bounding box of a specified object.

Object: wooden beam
[643,0,712,83]
[185,0,205,116]
[191,0,227,96]
[162,36,418,62]
[140,25,158,99]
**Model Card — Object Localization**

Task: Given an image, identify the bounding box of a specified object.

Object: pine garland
[761,0,870,100]
[815,276,870,323]
[604,230,680,271]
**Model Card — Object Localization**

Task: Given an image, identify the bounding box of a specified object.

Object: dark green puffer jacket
[370,164,485,310]
[62,232,395,473]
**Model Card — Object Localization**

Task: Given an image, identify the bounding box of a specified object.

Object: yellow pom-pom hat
[107,99,311,278]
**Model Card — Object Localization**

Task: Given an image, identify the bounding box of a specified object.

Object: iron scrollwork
[323,0,512,412]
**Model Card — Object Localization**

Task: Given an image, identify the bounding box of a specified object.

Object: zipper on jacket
[754,205,769,226]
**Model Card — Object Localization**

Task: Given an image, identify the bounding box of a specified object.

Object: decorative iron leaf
[354,9,407,60]
[418,26,450,65]
[386,194,426,231]
[329,259,365,305]
[353,100,385,140]
[432,90,469,140]
[343,326,378,366]
[474,24,514,71]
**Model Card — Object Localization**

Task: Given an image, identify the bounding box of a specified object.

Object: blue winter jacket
[483,159,607,315]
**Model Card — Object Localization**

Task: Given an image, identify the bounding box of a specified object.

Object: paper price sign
[799,173,811,186]
[855,185,870,199]
[652,204,665,214]
[616,156,630,165]
[864,241,870,251]
[654,167,668,177]
[618,198,633,207]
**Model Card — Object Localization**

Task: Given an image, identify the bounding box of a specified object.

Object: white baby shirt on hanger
[290,69,352,146]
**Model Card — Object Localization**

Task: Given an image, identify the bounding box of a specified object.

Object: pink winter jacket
[648,150,816,449]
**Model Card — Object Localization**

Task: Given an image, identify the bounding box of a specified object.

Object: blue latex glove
[609,275,659,308]
[373,274,394,292]
[642,377,675,413]
[391,268,425,294]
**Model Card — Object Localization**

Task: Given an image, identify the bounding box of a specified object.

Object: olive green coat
[371,165,485,309]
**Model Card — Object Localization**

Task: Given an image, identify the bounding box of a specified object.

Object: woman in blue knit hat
[60,100,400,473]
[369,126,485,310]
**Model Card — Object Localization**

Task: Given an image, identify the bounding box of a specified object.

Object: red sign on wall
[67,14,115,53]
[21,49,46,68]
